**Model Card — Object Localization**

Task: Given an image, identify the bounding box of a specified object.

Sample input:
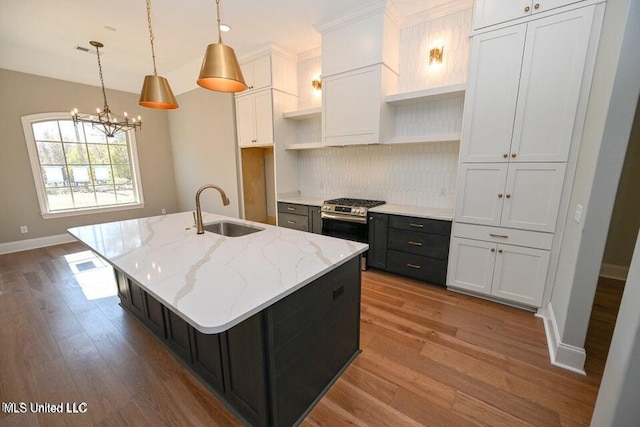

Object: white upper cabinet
[510,7,594,162]
[461,6,594,163]
[235,90,273,147]
[472,0,585,30]
[241,55,272,92]
[459,25,526,163]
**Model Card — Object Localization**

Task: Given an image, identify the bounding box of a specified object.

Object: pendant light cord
[146,0,158,76]
[94,43,110,113]
[216,0,223,44]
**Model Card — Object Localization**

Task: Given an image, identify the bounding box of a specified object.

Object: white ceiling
[0,0,460,95]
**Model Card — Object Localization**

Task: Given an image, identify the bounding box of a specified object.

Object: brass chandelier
[72,41,142,138]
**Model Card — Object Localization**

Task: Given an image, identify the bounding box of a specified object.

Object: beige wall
[168,88,240,217]
[603,97,640,268]
[0,68,179,244]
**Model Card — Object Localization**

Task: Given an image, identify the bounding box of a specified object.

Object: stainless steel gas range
[321,197,386,269]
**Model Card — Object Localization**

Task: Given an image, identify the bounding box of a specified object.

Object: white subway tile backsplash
[298,142,459,209]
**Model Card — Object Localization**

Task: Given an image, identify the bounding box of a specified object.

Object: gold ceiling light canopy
[197,0,247,93]
[429,46,444,65]
[139,0,178,109]
[312,77,322,90]
[71,41,142,138]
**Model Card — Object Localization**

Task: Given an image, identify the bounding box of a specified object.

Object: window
[22,112,144,218]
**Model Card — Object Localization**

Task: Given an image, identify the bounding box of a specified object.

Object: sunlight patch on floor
[64,250,117,300]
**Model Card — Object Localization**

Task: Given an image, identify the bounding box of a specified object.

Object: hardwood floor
[0,243,618,426]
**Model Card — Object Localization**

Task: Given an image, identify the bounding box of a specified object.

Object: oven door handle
[321,212,368,224]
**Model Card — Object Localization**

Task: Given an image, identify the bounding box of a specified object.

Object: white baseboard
[537,303,587,375]
[0,233,77,255]
[600,263,629,281]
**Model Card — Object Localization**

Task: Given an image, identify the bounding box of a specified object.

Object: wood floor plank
[0,244,617,426]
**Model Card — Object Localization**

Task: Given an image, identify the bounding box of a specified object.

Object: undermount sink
[202,221,264,237]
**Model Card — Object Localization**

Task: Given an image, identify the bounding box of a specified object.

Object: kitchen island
[68,211,367,426]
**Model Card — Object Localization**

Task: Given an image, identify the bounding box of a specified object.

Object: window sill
[41,202,145,219]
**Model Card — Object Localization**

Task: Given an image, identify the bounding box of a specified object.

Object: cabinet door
[242,55,271,91]
[253,90,274,145]
[128,279,145,321]
[310,206,322,235]
[367,213,388,269]
[236,95,256,147]
[501,163,566,232]
[455,164,508,227]
[323,66,380,145]
[492,244,550,306]
[510,7,594,162]
[472,0,533,30]
[447,237,496,294]
[460,25,526,162]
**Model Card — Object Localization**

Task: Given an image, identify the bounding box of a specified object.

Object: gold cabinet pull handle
[534,3,540,9]
[287,220,296,224]
[287,207,296,211]
[491,248,496,252]
[409,223,424,228]
[525,5,530,12]
[408,241,423,246]
[498,193,503,198]
[407,263,421,269]
[506,194,511,199]
[489,233,509,238]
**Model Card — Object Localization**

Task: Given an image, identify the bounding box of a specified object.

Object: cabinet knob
[490,248,496,252]
[498,193,503,198]
[506,194,511,199]
[249,85,254,89]
[525,5,530,12]
[369,216,373,220]
[511,153,517,158]
[498,249,504,253]
[503,153,508,158]
[534,3,540,9]
[251,139,257,143]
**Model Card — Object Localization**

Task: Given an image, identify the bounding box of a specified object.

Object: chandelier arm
[216,0,223,44]
[146,0,158,76]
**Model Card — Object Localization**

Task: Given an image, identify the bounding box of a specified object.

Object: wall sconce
[311,78,322,90]
[429,46,444,65]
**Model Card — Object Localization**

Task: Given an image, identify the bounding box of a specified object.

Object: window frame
[21,112,145,219]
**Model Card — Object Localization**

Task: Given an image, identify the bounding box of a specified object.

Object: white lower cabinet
[448,236,550,307]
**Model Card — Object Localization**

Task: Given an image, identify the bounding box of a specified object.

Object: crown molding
[401,0,474,29]
[314,0,389,33]
[238,44,297,64]
[297,47,322,63]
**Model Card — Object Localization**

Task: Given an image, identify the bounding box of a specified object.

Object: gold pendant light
[139,0,178,109]
[197,0,247,93]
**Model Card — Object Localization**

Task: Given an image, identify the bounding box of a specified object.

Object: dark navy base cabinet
[116,256,361,426]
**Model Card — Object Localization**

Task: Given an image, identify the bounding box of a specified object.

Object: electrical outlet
[161,208,166,215]
[439,187,447,197]
[20,226,28,234]
[574,204,583,224]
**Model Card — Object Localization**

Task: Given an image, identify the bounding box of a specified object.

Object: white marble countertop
[277,196,325,207]
[68,212,367,334]
[369,204,453,220]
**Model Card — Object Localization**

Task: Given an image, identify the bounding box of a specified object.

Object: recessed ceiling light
[219,24,231,32]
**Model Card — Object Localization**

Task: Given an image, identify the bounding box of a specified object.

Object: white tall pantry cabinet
[448,1,604,308]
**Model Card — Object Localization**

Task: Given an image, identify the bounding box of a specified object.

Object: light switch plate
[574,204,583,223]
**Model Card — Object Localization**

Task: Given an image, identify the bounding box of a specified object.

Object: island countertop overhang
[68,211,367,334]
